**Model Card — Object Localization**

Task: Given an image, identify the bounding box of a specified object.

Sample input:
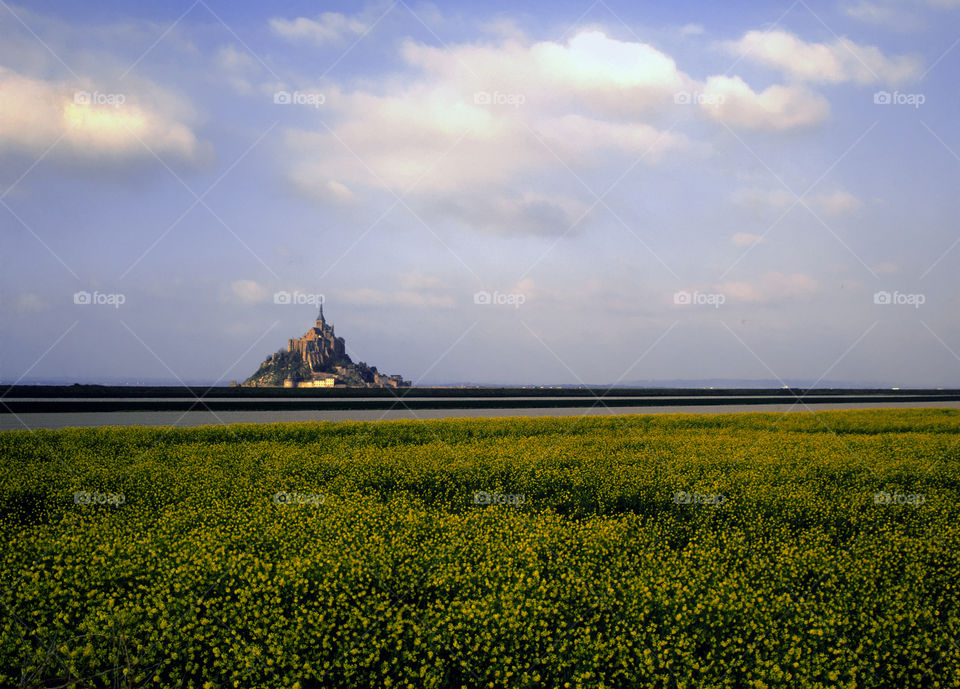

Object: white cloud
[680,23,705,36]
[399,270,443,290]
[818,190,863,215]
[701,75,829,130]
[536,114,690,161]
[728,30,922,85]
[340,288,455,309]
[399,29,692,118]
[732,232,764,247]
[423,189,589,236]
[0,66,209,166]
[734,187,797,212]
[215,45,258,95]
[279,28,831,236]
[289,174,358,205]
[530,30,686,94]
[845,0,960,27]
[339,270,455,309]
[843,1,917,28]
[230,280,268,304]
[734,187,863,216]
[10,293,49,313]
[281,30,698,235]
[269,11,369,45]
[872,262,900,275]
[717,271,818,303]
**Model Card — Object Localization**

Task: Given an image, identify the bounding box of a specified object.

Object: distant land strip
[4,385,960,399]
[2,388,960,413]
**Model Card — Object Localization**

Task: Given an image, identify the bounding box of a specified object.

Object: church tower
[316,302,325,329]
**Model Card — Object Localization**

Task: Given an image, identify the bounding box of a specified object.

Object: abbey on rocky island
[243,304,410,388]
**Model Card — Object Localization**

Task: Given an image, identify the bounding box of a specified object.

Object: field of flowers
[2,408,960,688]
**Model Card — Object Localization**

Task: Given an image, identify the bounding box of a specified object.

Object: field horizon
[4,408,959,687]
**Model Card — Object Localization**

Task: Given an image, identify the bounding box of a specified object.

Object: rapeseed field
[2,409,959,687]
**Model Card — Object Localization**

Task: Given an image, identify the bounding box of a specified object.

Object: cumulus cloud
[701,75,829,130]
[9,292,50,313]
[845,0,960,27]
[733,187,863,216]
[0,66,209,166]
[230,280,268,304]
[399,270,443,290]
[717,271,818,303]
[289,174,358,205]
[732,232,764,247]
[423,190,589,236]
[843,1,918,28]
[536,114,690,161]
[872,262,900,275]
[400,29,693,120]
[338,270,455,309]
[215,45,259,95]
[733,187,797,212]
[340,288,455,309]
[818,190,863,215]
[269,11,370,45]
[279,30,701,235]
[279,28,834,237]
[728,30,922,85]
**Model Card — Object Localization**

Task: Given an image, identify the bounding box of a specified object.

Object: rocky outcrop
[243,304,410,388]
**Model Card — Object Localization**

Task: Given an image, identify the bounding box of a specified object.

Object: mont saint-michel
[243,304,409,388]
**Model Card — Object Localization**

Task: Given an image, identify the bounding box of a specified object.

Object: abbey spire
[316,302,325,328]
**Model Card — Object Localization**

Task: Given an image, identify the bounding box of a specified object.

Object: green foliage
[244,350,312,386]
[2,409,960,687]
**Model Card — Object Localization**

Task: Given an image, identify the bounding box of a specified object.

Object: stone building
[244,302,410,388]
[287,304,346,370]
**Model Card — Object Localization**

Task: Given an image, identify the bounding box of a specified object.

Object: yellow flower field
[2,409,959,687]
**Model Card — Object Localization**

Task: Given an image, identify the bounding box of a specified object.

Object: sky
[1,0,959,387]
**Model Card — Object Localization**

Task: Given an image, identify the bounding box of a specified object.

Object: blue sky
[1,0,959,386]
